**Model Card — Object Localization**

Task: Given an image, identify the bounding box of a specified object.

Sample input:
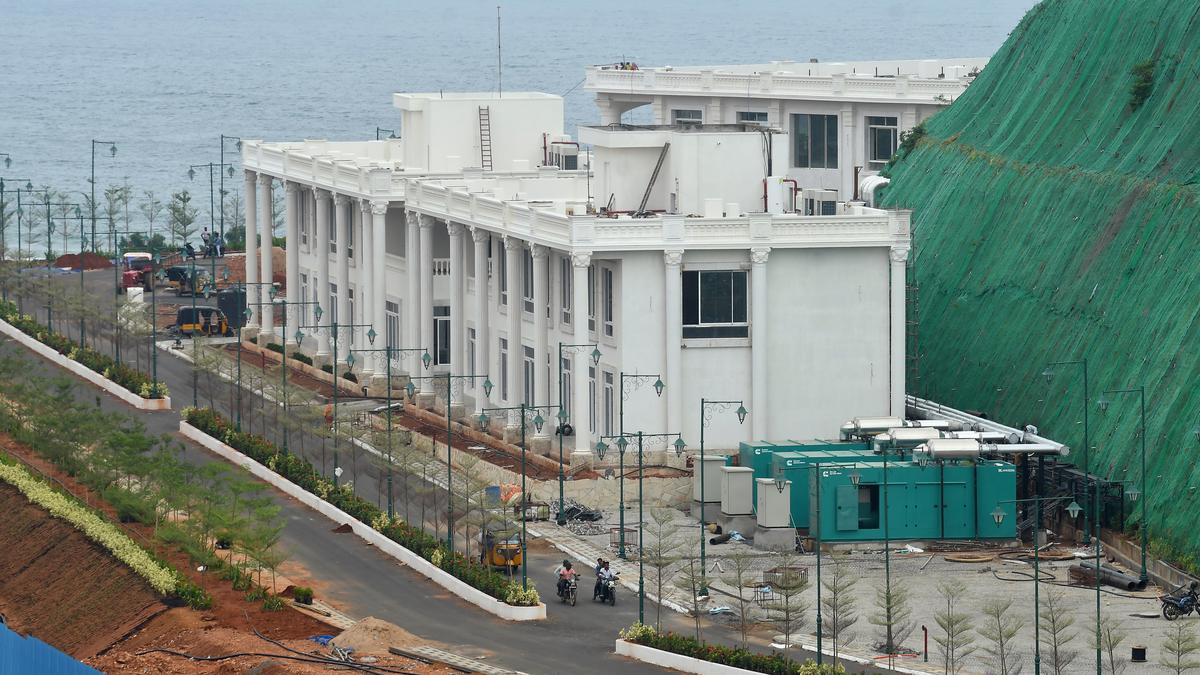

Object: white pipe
[913,438,1070,461]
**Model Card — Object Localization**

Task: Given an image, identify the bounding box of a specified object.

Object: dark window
[858,485,881,530]
[681,270,748,339]
[791,113,838,169]
[433,306,450,365]
[737,111,768,124]
[868,116,899,166]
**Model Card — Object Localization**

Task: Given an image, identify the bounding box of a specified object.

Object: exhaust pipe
[1076,561,1147,591]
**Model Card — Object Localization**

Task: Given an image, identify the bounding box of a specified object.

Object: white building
[241,89,911,460]
[586,57,987,201]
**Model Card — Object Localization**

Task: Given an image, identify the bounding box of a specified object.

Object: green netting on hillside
[880,0,1200,566]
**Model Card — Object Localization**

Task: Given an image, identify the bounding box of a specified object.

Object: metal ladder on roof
[478,106,494,171]
[634,142,670,217]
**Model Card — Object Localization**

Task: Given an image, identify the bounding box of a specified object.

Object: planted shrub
[620,623,845,675]
[262,594,285,611]
[174,578,213,610]
[293,586,314,605]
[290,352,313,366]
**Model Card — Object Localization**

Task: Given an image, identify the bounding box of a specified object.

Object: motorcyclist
[593,557,605,599]
[597,560,617,602]
[555,560,577,597]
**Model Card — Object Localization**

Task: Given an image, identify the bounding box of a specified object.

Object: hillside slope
[880,1,1200,563]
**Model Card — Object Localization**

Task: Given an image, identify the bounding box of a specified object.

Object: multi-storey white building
[240,88,911,460]
[586,57,987,202]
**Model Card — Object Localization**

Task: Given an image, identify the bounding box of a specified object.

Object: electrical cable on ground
[135,647,414,674]
[991,568,1148,599]
[250,626,417,675]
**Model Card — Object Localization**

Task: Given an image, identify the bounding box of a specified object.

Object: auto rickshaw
[174,306,232,337]
[480,521,523,570]
[165,265,210,296]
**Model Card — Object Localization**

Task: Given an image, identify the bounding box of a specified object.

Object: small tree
[723,548,757,648]
[673,555,708,642]
[139,191,165,243]
[1160,623,1200,674]
[765,554,811,659]
[168,190,199,246]
[1091,616,1127,674]
[643,507,681,631]
[1040,588,1077,674]
[978,597,1025,675]
[870,581,914,655]
[933,579,977,673]
[822,554,859,664]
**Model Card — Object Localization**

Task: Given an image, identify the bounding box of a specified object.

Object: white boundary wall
[179,421,546,621]
[0,318,171,411]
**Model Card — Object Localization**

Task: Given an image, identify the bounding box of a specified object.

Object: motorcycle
[596,575,618,606]
[1161,583,1200,621]
[557,577,577,606]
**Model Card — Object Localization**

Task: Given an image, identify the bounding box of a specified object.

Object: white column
[405,210,422,364]
[841,104,855,199]
[371,201,388,358]
[571,250,591,458]
[314,189,331,358]
[419,214,434,367]
[750,247,770,440]
[531,244,549,412]
[471,227,491,409]
[284,182,300,344]
[358,199,375,377]
[448,221,465,378]
[889,247,909,417]
[243,171,259,334]
[504,236,523,405]
[257,174,274,341]
[664,250,684,436]
[334,194,351,351]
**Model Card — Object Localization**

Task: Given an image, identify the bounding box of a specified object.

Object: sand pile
[330,616,426,656]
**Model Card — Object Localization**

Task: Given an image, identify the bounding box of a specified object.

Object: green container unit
[770,450,886,529]
[739,440,867,504]
[810,460,1017,542]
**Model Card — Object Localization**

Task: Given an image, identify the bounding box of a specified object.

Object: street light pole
[618,372,665,558]
[406,371,493,554]
[219,136,242,241]
[1099,386,1149,583]
[556,342,601,525]
[698,398,748,593]
[91,141,117,253]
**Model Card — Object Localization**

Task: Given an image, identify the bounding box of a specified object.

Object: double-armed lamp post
[349,345,431,519]
[616,372,665,558]
[477,403,556,589]
[697,398,748,588]
[596,431,687,624]
[404,371,493,554]
[555,342,601,524]
[90,141,117,252]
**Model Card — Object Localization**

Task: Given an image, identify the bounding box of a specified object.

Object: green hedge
[621,624,846,675]
[264,342,314,366]
[0,300,160,398]
[183,407,535,606]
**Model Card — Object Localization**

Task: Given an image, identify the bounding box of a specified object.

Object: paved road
[7,266,886,675]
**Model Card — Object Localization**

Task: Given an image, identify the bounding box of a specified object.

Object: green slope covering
[880,0,1200,567]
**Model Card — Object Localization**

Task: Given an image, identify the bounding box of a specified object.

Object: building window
[385,301,400,349]
[559,256,572,325]
[522,249,534,314]
[523,346,535,405]
[299,198,309,246]
[499,338,509,401]
[328,283,338,326]
[603,371,614,437]
[433,306,450,365]
[588,366,596,433]
[791,113,838,169]
[587,265,596,333]
[737,110,769,125]
[682,270,749,338]
[347,211,355,260]
[499,243,508,306]
[468,327,476,378]
[867,116,899,168]
[329,203,338,254]
[312,280,320,322]
[672,109,702,125]
[300,273,309,311]
[602,267,614,338]
[560,356,572,421]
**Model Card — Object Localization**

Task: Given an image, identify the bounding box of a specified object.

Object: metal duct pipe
[1076,561,1147,591]
[913,438,1071,461]
[873,427,942,452]
[841,416,904,440]
[943,430,1015,443]
[980,442,1070,456]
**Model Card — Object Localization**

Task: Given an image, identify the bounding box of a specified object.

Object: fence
[0,622,100,675]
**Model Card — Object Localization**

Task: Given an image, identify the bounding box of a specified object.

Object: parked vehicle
[480,522,522,570]
[1161,582,1199,621]
[118,254,156,294]
[174,306,232,337]
[165,265,211,296]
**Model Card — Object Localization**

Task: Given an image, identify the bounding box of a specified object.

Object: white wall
[396,94,564,172]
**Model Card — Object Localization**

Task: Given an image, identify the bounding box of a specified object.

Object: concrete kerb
[616,638,935,675]
[179,420,547,621]
[0,317,172,411]
[798,643,934,675]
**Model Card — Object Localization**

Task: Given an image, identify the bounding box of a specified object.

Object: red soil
[53,251,113,270]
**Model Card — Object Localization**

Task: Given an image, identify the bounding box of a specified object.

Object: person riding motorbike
[555,560,577,598]
[593,557,606,599]
[597,560,618,602]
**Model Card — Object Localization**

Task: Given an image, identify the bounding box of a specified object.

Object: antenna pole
[496,6,502,97]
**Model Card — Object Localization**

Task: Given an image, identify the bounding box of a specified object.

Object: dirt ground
[54,251,113,270]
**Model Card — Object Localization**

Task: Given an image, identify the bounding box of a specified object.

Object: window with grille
[681,270,749,338]
[791,113,839,169]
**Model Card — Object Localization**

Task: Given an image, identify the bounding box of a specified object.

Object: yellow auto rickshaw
[480,522,523,569]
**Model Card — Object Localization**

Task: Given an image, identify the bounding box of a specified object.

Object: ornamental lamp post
[697,398,747,594]
[219,136,242,240]
[556,342,601,524]
[1099,386,1150,584]
[405,370,493,554]
[617,371,665,558]
[993,498,1083,675]
[596,430,686,624]
[90,141,117,252]
[479,403,555,590]
[188,162,235,280]
[350,344,430,519]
